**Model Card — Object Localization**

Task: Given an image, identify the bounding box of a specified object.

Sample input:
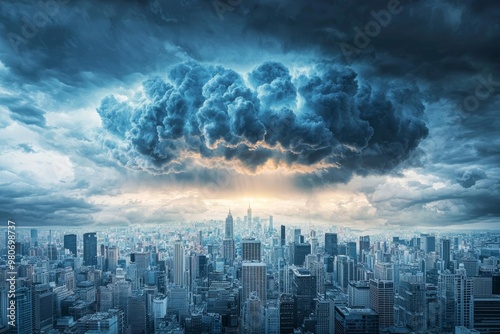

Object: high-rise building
[242,292,264,334]
[359,236,370,262]
[107,246,119,273]
[325,233,338,257]
[346,241,357,261]
[280,225,286,246]
[242,261,266,303]
[438,270,455,331]
[242,238,261,261]
[174,241,185,286]
[33,284,55,332]
[247,203,252,229]
[441,238,451,271]
[421,234,436,254]
[370,279,394,329]
[30,229,38,247]
[128,291,147,334]
[290,243,311,266]
[394,273,427,332]
[348,281,370,308]
[11,287,33,334]
[315,298,335,334]
[292,268,316,327]
[334,306,379,334]
[265,300,280,334]
[225,210,234,239]
[374,262,394,281]
[83,232,97,267]
[293,229,301,244]
[64,234,77,257]
[279,293,295,334]
[472,297,500,333]
[223,239,235,266]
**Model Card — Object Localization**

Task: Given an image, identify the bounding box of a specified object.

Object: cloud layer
[98,61,428,183]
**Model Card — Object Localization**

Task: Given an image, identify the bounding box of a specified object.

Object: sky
[0,0,499,230]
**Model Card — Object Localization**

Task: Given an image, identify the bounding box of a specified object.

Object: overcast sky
[1,0,499,230]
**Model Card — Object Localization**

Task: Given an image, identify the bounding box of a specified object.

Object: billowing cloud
[456,168,487,188]
[97,61,428,182]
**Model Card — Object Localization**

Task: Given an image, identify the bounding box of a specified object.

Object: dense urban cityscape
[1,206,499,334]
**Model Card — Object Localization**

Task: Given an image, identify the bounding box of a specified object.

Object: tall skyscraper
[280,225,286,246]
[225,210,233,239]
[441,238,451,271]
[11,287,33,334]
[30,229,38,247]
[242,261,266,303]
[242,238,261,261]
[293,229,301,244]
[346,241,357,260]
[325,233,338,257]
[174,241,185,286]
[107,246,119,273]
[292,268,316,327]
[394,273,427,332]
[64,234,77,257]
[268,215,273,233]
[334,306,379,334]
[83,232,97,266]
[370,279,394,329]
[359,235,370,262]
[247,203,252,228]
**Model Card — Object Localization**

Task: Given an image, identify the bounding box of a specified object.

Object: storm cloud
[98,61,428,181]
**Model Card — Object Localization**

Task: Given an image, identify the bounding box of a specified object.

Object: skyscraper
[242,261,266,303]
[242,238,261,261]
[280,225,286,246]
[359,235,370,262]
[325,233,338,257]
[370,279,394,329]
[64,234,77,257]
[174,241,185,286]
[441,238,451,271]
[292,268,316,327]
[225,210,233,239]
[107,246,119,273]
[83,232,97,267]
[334,306,379,334]
[247,203,252,229]
[394,273,427,332]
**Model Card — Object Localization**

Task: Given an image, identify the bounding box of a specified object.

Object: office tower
[83,232,97,267]
[30,228,38,247]
[455,266,473,328]
[325,233,338,257]
[225,210,234,239]
[247,203,252,229]
[279,294,295,333]
[292,268,316,327]
[153,294,167,331]
[223,239,235,266]
[280,225,286,246]
[359,235,370,262]
[336,255,354,290]
[107,246,119,273]
[242,261,266,303]
[168,286,189,319]
[348,281,370,307]
[114,279,132,326]
[128,291,147,334]
[242,292,264,334]
[309,260,325,296]
[472,297,500,333]
[131,252,149,279]
[374,262,394,281]
[460,257,479,277]
[242,238,261,261]
[174,241,185,286]
[76,311,121,333]
[394,273,427,332]
[370,279,394,329]
[441,238,451,271]
[438,270,455,331]
[33,284,55,332]
[64,234,77,257]
[315,298,335,334]
[47,243,58,261]
[346,241,357,260]
[264,300,279,334]
[11,287,33,334]
[290,243,311,266]
[421,234,436,254]
[293,229,301,244]
[334,306,379,334]
[198,230,203,246]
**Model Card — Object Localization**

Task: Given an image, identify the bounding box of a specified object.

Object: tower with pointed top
[223,210,235,266]
[247,203,252,230]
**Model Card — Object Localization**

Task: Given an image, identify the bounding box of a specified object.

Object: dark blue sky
[1,0,499,229]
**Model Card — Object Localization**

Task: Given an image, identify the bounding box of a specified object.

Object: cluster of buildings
[1,208,499,333]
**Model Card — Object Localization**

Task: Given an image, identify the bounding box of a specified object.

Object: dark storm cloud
[456,168,487,188]
[98,60,428,181]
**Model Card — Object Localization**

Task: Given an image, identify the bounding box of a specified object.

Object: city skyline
[0,1,499,230]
